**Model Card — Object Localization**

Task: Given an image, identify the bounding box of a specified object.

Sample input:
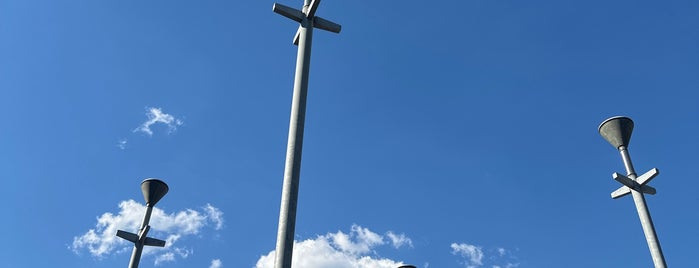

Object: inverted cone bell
[141,178,169,206]
[599,116,634,149]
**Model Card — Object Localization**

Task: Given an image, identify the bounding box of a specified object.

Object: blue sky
[1,0,697,267]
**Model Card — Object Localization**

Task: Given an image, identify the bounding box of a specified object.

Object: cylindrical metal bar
[619,146,637,177]
[274,7,314,268]
[619,147,667,268]
[127,205,153,268]
[141,205,153,229]
[128,243,143,268]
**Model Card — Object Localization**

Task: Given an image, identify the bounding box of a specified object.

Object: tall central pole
[116,179,168,268]
[619,146,666,268]
[272,1,341,268]
[127,206,153,268]
[275,2,312,268]
[599,116,666,268]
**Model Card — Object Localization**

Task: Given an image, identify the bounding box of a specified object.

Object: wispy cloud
[331,224,385,255]
[451,242,519,268]
[154,248,191,266]
[497,247,506,257]
[117,107,183,150]
[204,204,224,230]
[154,252,174,265]
[386,231,413,249]
[492,264,520,268]
[117,139,127,150]
[71,200,223,265]
[134,107,183,136]
[209,259,223,268]
[255,224,411,268]
[451,243,484,268]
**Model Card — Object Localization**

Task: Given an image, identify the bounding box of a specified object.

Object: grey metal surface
[600,117,666,268]
[141,178,169,206]
[117,179,169,268]
[272,1,340,268]
[618,147,666,268]
[126,206,154,268]
[599,116,634,149]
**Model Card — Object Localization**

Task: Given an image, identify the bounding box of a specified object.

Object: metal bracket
[610,168,659,199]
[273,3,304,22]
[274,0,341,45]
[116,225,166,248]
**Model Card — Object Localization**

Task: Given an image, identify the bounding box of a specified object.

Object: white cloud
[497,247,506,257]
[204,204,224,230]
[255,224,410,268]
[71,200,223,265]
[154,252,174,265]
[209,259,223,268]
[134,107,183,136]
[451,243,519,268]
[386,231,413,249]
[153,247,192,266]
[492,264,519,268]
[330,224,385,255]
[451,243,483,267]
[117,139,127,150]
[451,243,484,268]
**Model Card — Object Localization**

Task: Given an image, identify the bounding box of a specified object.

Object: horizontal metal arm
[611,185,631,199]
[314,16,341,33]
[613,172,640,190]
[610,170,658,199]
[273,3,304,22]
[144,237,166,247]
[641,185,656,195]
[636,168,659,186]
[116,230,139,243]
[291,16,341,45]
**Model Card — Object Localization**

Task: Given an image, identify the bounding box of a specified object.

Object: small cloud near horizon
[209,259,223,268]
[451,242,519,268]
[255,224,411,268]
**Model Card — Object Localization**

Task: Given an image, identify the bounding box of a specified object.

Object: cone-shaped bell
[141,178,169,206]
[599,116,634,149]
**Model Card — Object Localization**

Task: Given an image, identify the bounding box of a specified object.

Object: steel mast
[271,1,341,267]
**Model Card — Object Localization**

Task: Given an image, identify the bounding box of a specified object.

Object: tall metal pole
[275,4,311,267]
[117,179,169,268]
[599,116,666,268]
[127,206,154,268]
[271,1,340,268]
[618,146,667,268]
